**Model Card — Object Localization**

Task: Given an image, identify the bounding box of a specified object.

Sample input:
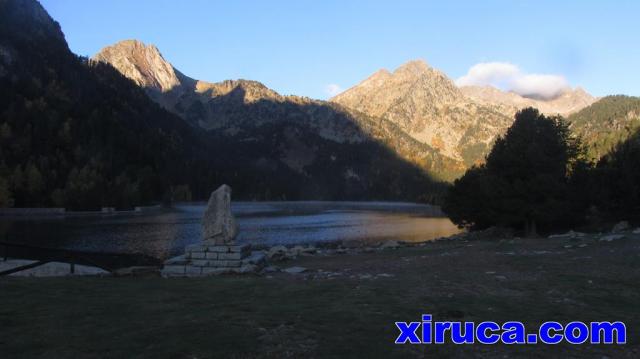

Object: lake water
[0,202,461,260]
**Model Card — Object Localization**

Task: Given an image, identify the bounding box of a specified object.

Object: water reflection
[0,202,462,260]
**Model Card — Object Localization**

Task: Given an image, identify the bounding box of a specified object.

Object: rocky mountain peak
[94,39,180,92]
[332,59,510,163]
[331,59,461,112]
[393,59,430,75]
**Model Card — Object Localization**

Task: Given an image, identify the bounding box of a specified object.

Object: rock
[494,275,508,281]
[599,234,625,242]
[612,221,630,233]
[262,266,279,273]
[300,246,317,256]
[548,230,585,240]
[164,254,188,265]
[161,265,186,276]
[633,228,640,234]
[202,184,238,244]
[289,245,305,257]
[283,266,307,274]
[288,245,316,257]
[379,240,401,249]
[236,264,258,274]
[267,245,288,261]
[242,251,267,266]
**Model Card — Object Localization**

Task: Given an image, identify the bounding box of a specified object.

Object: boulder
[599,234,625,242]
[548,230,585,240]
[243,251,267,266]
[612,221,630,233]
[202,184,238,244]
[236,264,258,274]
[267,245,288,260]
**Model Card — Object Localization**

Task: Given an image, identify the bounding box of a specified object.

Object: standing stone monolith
[161,184,266,277]
[202,184,238,244]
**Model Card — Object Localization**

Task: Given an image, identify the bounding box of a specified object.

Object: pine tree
[443,108,586,236]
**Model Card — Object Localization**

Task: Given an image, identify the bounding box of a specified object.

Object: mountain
[460,85,596,117]
[95,41,461,186]
[569,95,640,160]
[0,0,217,209]
[94,40,285,129]
[1,1,451,207]
[331,60,513,168]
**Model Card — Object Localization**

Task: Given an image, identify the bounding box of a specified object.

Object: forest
[444,108,640,235]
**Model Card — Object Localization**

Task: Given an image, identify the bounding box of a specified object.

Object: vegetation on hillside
[0,0,448,209]
[569,95,640,160]
[446,100,640,234]
[0,0,220,209]
[588,128,640,218]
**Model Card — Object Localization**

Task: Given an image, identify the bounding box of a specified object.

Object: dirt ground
[1,231,639,358]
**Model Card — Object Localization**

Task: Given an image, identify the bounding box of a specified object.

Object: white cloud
[325,83,344,97]
[456,62,569,100]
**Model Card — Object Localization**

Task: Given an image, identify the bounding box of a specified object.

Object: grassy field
[1,233,639,358]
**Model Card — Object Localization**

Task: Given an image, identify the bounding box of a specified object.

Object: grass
[1,234,640,358]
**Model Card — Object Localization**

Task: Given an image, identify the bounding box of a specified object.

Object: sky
[40,0,640,100]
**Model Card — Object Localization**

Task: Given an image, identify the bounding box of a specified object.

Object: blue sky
[41,0,639,100]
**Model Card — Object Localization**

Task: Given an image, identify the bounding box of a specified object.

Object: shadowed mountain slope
[95,40,463,182]
[0,1,451,209]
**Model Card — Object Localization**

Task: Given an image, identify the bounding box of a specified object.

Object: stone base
[161,243,265,277]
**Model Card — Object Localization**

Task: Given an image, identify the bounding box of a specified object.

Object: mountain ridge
[460,85,596,117]
[94,40,466,180]
[331,59,513,164]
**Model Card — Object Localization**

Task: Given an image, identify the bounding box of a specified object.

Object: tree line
[443,108,640,236]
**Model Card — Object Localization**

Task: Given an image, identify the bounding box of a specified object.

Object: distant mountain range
[95,42,609,179]
[1,0,638,208]
[94,41,464,181]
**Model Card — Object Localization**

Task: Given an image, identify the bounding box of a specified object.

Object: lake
[0,202,461,260]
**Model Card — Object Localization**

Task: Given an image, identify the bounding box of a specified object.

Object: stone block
[218,252,243,260]
[190,251,207,259]
[208,260,242,267]
[207,246,231,253]
[191,260,209,267]
[224,260,242,267]
[186,243,207,253]
[164,255,188,265]
[205,252,219,259]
